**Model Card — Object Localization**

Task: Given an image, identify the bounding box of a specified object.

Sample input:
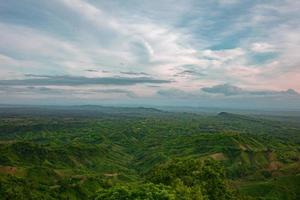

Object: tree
[147,158,237,200]
[95,183,175,200]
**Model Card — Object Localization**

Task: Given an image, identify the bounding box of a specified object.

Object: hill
[0,106,299,199]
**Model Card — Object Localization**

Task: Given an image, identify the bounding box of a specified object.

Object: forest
[0,106,299,199]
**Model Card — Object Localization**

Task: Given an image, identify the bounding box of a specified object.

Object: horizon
[1,103,300,113]
[1,0,300,109]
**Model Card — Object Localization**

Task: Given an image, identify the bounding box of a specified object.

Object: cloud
[202,48,245,62]
[0,75,172,86]
[174,69,205,77]
[202,84,244,96]
[157,89,194,99]
[85,69,99,72]
[120,71,150,76]
[250,42,276,53]
[0,86,67,95]
[216,0,239,5]
[202,84,299,96]
[0,85,138,104]
[92,89,136,98]
[0,0,300,106]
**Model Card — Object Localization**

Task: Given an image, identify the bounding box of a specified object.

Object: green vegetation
[0,107,299,199]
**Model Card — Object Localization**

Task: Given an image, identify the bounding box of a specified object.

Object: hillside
[0,106,299,199]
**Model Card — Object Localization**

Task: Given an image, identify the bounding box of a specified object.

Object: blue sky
[0,0,299,109]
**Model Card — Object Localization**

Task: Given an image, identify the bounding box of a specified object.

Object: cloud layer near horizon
[0,75,171,86]
[0,0,300,108]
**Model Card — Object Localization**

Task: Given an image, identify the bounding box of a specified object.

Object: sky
[0,0,300,109]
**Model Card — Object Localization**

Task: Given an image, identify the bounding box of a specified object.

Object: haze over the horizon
[0,0,300,109]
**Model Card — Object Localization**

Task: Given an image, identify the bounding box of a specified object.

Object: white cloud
[250,42,276,53]
[217,0,239,5]
[202,48,245,62]
[0,0,300,105]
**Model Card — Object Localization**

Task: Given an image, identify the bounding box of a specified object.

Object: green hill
[0,107,299,199]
